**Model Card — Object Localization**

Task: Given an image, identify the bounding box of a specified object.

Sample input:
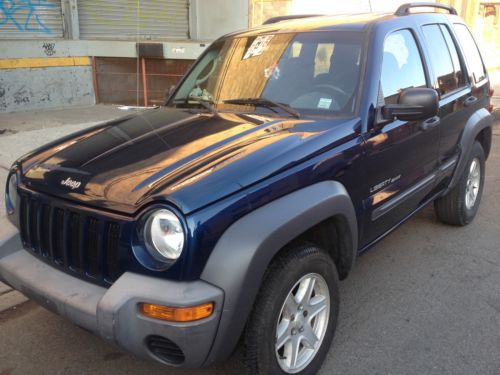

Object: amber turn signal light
[140,302,214,322]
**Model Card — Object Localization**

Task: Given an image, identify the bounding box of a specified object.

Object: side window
[422,24,459,96]
[381,30,427,104]
[440,25,467,89]
[453,23,486,84]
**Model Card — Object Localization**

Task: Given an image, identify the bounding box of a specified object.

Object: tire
[434,141,485,226]
[242,244,339,374]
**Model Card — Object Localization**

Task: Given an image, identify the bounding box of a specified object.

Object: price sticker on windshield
[318,98,333,109]
[243,35,275,60]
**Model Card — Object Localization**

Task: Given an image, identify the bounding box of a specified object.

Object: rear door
[444,22,491,153]
[419,23,472,183]
[361,29,441,246]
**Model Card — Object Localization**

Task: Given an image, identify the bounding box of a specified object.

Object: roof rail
[263,14,322,25]
[395,2,458,16]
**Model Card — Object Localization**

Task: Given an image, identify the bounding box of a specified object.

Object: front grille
[19,193,123,286]
[146,335,185,365]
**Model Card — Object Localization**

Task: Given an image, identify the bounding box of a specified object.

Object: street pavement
[0,105,499,374]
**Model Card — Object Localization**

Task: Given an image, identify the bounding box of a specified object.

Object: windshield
[168,31,365,117]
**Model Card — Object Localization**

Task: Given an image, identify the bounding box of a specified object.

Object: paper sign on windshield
[243,35,275,60]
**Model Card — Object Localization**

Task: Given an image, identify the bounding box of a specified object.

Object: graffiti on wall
[42,42,56,56]
[0,0,55,34]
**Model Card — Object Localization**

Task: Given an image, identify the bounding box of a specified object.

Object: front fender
[200,180,357,366]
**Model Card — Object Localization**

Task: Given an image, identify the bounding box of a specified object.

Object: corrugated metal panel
[78,0,189,40]
[0,0,64,39]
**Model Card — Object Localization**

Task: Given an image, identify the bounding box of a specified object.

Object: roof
[224,6,461,39]
[226,13,395,38]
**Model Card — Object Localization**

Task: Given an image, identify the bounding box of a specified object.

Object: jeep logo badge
[60,177,82,190]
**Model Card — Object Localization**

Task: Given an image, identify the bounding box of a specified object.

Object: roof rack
[395,2,458,16]
[263,14,322,25]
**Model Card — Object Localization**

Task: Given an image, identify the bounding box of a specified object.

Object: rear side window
[439,25,466,88]
[381,29,427,104]
[453,23,486,84]
[422,24,464,96]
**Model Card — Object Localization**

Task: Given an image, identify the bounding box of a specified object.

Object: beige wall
[249,0,293,27]
[439,0,500,69]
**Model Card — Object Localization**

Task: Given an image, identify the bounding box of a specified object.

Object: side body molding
[200,181,358,365]
[446,108,493,194]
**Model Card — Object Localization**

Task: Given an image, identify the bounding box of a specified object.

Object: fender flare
[447,108,493,193]
[200,180,358,365]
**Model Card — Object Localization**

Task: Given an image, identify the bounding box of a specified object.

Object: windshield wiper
[223,97,300,118]
[173,97,219,117]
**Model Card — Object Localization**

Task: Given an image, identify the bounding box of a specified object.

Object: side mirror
[382,88,439,122]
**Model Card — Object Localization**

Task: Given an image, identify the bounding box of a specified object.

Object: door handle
[420,116,440,131]
[464,96,478,107]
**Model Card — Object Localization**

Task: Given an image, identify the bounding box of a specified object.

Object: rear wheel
[434,141,485,226]
[242,245,339,374]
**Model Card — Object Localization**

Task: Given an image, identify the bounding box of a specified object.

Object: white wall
[190,0,249,40]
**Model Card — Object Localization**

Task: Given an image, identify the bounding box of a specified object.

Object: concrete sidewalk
[0,104,127,132]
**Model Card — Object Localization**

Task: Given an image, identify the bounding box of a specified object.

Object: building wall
[250,0,293,27]
[0,65,95,112]
[0,0,248,113]
[0,0,64,39]
[191,0,249,39]
[439,0,500,69]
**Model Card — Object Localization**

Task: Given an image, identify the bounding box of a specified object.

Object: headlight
[143,209,185,262]
[6,172,18,214]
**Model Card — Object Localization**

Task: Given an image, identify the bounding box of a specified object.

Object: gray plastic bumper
[0,218,224,368]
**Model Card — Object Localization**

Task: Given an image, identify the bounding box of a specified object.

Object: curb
[0,282,11,295]
[0,289,29,313]
[492,108,500,124]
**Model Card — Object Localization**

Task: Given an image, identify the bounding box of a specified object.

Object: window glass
[381,30,427,104]
[439,24,466,88]
[422,24,458,95]
[171,31,365,116]
[314,43,335,77]
[453,23,486,83]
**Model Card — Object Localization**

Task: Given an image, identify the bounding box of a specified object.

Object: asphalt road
[0,111,499,374]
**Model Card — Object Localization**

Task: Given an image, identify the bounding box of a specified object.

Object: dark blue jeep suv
[1,3,494,374]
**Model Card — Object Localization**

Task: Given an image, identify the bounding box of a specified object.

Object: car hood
[19,108,360,215]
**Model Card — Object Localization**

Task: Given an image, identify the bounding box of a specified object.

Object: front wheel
[242,245,339,374]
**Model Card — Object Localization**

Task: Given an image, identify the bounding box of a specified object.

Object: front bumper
[0,218,224,368]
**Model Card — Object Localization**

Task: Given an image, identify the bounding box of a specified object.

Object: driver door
[361,29,441,247]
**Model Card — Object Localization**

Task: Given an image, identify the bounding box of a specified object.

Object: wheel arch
[288,214,354,281]
[447,108,493,193]
[475,126,492,160]
[200,180,358,366]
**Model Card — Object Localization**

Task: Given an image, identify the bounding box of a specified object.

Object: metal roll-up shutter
[78,0,189,40]
[0,0,64,39]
